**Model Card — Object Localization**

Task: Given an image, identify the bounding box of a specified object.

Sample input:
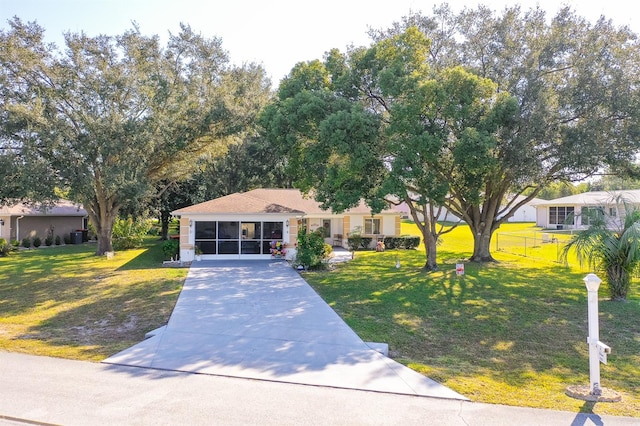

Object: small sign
[597,341,611,365]
[599,351,607,364]
[456,263,464,276]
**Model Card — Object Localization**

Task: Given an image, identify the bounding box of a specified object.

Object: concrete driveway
[103,260,466,400]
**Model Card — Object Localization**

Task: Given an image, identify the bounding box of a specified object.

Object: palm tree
[562,198,640,301]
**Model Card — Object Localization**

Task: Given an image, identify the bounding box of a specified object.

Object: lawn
[1,223,638,417]
[0,237,187,361]
[303,222,640,417]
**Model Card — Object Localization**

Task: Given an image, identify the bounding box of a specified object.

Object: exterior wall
[535,207,548,228]
[11,216,85,242]
[506,204,537,222]
[0,216,9,240]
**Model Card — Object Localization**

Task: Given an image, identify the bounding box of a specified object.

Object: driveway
[103,260,466,400]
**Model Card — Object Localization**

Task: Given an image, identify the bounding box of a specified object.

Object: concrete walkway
[103,260,465,400]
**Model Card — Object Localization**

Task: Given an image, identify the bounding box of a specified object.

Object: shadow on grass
[306,249,640,394]
[116,239,167,271]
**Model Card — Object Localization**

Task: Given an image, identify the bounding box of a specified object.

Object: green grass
[304,222,640,417]
[0,237,187,360]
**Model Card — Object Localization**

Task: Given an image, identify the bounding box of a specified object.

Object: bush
[55,235,61,245]
[0,238,10,256]
[112,217,152,251]
[45,235,53,246]
[360,237,373,249]
[32,236,42,248]
[162,239,179,261]
[22,238,31,248]
[347,235,362,251]
[63,235,71,245]
[296,229,331,269]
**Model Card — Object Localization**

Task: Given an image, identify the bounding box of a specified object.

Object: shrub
[296,229,331,269]
[347,235,362,251]
[63,235,71,245]
[360,237,373,249]
[0,238,10,256]
[55,235,61,245]
[45,235,53,246]
[162,239,180,261]
[22,238,31,248]
[32,236,42,248]
[112,217,152,251]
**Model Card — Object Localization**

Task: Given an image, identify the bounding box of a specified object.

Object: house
[0,199,88,242]
[395,195,541,223]
[171,188,402,261]
[531,190,640,229]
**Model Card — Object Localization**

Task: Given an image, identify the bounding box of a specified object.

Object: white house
[395,194,541,223]
[172,188,401,261]
[531,190,640,229]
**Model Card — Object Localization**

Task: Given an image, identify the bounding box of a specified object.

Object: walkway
[103,260,465,400]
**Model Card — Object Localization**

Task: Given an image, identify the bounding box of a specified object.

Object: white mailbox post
[583,273,609,396]
[566,274,620,402]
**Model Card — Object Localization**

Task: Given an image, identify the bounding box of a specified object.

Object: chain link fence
[494,230,576,264]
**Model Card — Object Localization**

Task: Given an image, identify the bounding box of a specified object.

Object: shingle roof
[0,199,87,216]
[172,188,396,215]
[530,190,640,207]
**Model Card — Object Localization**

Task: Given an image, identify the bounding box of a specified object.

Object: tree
[374,5,640,261]
[263,30,519,270]
[0,19,267,254]
[562,197,640,300]
[262,5,640,267]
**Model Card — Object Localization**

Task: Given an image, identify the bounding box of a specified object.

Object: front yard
[0,238,187,360]
[303,222,640,417]
[0,223,638,417]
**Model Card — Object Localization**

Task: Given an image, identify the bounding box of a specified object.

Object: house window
[581,206,604,226]
[364,218,381,235]
[609,207,617,217]
[549,207,574,225]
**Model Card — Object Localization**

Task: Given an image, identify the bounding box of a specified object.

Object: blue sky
[1,0,638,84]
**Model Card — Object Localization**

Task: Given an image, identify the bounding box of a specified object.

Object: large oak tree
[262,5,640,268]
[0,19,269,254]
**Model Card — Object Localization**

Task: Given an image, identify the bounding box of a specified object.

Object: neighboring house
[395,195,541,223]
[0,200,87,242]
[499,195,542,223]
[531,190,640,230]
[394,202,462,222]
[172,188,402,261]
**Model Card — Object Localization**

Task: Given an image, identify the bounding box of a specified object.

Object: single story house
[395,194,541,223]
[531,190,640,230]
[0,199,88,242]
[171,188,402,261]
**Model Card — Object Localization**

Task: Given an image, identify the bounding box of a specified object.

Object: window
[364,218,381,234]
[549,207,574,225]
[581,206,604,226]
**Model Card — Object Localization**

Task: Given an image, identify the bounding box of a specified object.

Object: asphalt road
[1,352,637,426]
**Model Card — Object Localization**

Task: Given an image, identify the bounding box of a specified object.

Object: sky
[1,0,639,85]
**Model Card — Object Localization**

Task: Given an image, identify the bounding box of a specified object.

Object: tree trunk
[469,224,496,262]
[86,193,119,256]
[160,210,170,240]
[423,231,438,271]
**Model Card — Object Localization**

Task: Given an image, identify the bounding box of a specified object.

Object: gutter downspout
[16,216,24,242]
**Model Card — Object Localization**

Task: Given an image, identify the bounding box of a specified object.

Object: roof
[530,190,640,207]
[0,199,87,216]
[172,188,397,216]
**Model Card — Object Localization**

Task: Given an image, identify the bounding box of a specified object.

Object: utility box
[70,231,83,244]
